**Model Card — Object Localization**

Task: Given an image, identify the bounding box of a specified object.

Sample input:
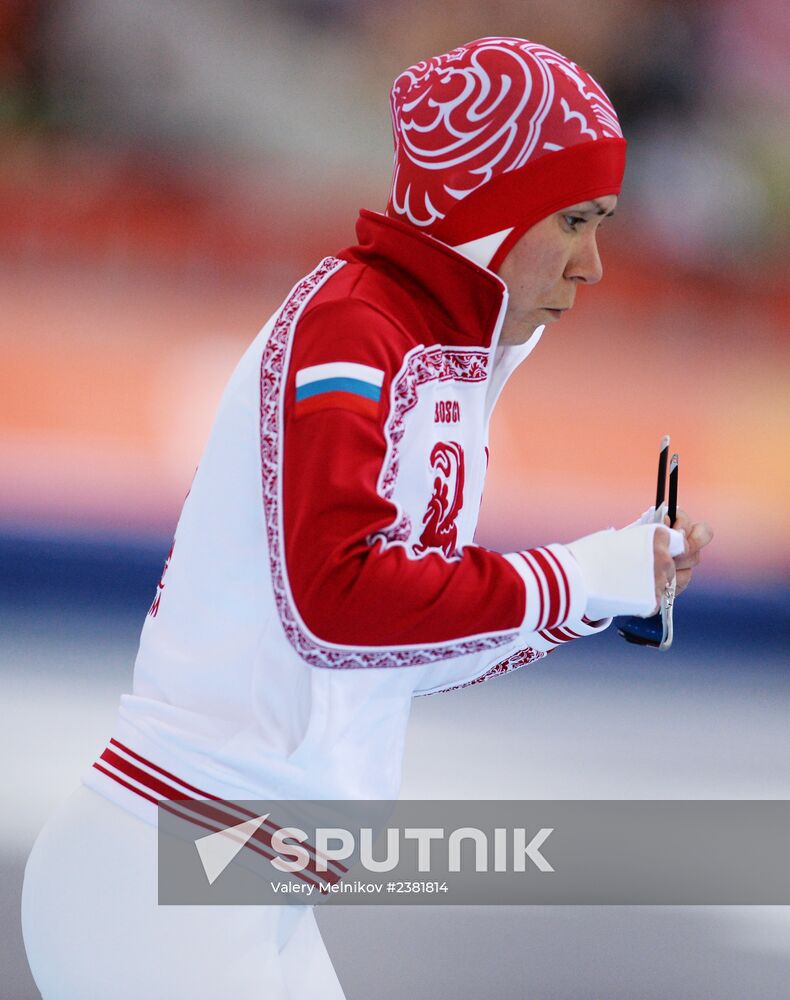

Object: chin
[499,316,545,346]
[511,325,542,345]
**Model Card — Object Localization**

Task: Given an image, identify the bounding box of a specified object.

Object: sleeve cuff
[521,614,612,652]
[503,543,586,633]
[543,613,613,642]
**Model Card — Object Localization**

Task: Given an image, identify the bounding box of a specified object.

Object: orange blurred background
[1,0,788,585]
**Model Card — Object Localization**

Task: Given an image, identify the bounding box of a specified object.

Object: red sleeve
[280,296,586,658]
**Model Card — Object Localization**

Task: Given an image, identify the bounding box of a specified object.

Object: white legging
[21,786,346,999]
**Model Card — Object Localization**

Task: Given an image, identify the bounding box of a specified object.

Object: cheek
[497,224,569,307]
[512,250,566,307]
[536,245,568,285]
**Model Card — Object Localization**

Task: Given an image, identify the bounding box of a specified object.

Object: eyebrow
[589,199,616,218]
[564,200,617,219]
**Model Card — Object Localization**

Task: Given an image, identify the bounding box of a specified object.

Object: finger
[688,521,714,550]
[653,530,675,604]
[654,531,673,568]
[674,549,701,571]
[675,567,692,595]
[654,529,674,561]
[666,507,691,531]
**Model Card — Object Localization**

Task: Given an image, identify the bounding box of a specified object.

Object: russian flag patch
[294,362,385,418]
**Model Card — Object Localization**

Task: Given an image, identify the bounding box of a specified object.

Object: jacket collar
[339,209,508,349]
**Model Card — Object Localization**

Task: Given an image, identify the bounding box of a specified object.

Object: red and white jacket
[85,210,611,821]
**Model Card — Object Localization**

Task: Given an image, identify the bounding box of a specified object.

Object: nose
[566,232,603,285]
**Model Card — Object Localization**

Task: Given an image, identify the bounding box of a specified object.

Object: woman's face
[497,195,618,345]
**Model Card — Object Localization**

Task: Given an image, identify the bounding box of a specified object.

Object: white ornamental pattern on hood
[388,37,623,229]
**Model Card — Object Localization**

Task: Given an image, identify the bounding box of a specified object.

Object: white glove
[627,504,669,528]
[566,523,686,619]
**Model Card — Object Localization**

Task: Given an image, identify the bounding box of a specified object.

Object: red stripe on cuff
[541,547,571,625]
[517,551,544,629]
[530,549,561,628]
[539,624,584,644]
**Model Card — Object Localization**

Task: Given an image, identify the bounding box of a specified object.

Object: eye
[563,214,586,231]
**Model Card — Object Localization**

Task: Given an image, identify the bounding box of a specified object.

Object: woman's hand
[661,508,714,598]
